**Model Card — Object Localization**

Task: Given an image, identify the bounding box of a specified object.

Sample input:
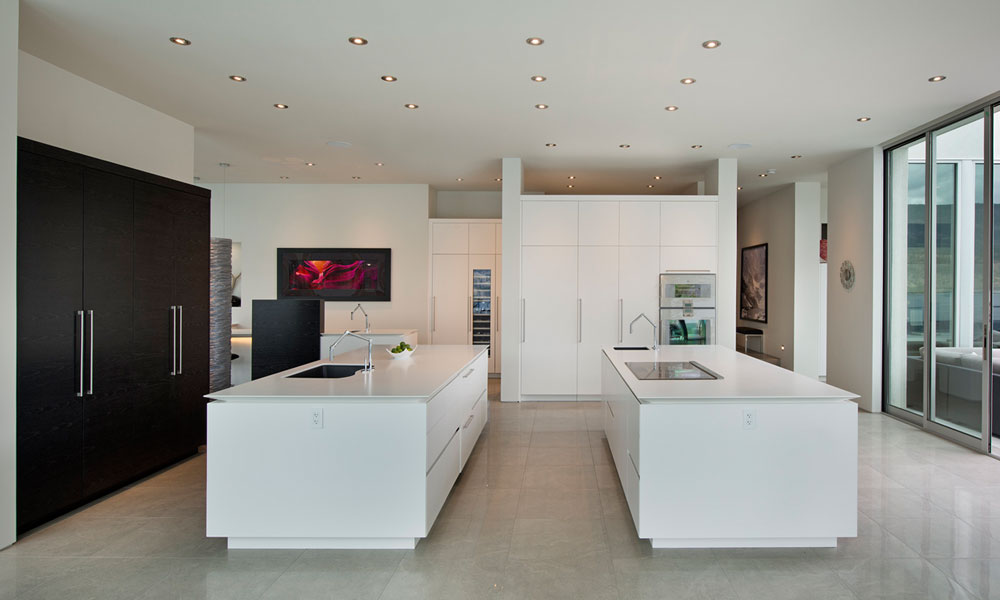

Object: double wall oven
[659,273,716,346]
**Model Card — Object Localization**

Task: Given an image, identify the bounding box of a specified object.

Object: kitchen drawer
[460,390,487,470]
[625,450,640,530]
[427,407,461,470]
[427,353,487,431]
[425,429,460,531]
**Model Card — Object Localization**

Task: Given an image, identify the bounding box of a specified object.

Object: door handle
[177,305,183,375]
[521,298,526,343]
[618,299,623,343]
[469,295,473,333]
[170,306,177,376]
[578,298,582,343]
[431,296,436,332]
[462,368,475,379]
[77,310,84,397]
[463,414,475,429]
[87,310,94,395]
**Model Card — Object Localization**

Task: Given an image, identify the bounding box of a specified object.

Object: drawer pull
[607,401,615,418]
[462,368,474,379]
[463,414,475,429]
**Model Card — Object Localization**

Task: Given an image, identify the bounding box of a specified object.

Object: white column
[707,159,738,349]
[793,182,821,378]
[500,159,523,402]
[0,0,18,547]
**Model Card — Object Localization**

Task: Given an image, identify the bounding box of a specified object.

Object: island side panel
[206,400,425,541]
[638,400,857,545]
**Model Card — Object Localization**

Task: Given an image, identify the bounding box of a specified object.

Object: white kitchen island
[205,345,488,549]
[602,345,858,549]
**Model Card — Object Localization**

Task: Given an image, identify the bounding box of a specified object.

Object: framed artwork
[276,248,391,301]
[740,243,767,323]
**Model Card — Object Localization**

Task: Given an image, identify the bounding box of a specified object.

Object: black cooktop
[625,361,721,380]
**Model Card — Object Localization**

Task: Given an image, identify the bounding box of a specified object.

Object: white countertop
[603,345,857,403]
[321,329,418,337]
[207,344,487,402]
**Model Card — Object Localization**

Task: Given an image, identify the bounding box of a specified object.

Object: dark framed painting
[740,243,767,323]
[277,248,391,301]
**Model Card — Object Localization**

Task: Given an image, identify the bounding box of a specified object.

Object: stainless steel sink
[286,364,366,379]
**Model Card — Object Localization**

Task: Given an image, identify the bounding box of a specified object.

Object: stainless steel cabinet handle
[578,298,582,343]
[178,305,183,375]
[87,310,94,395]
[170,306,177,376]
[463,414,475,429]
[494,296,498,333]
[521,298,526,343]
[431,297,436,332]
[462,368,474,379]
[618,299,623,343]
[469,295,472,333]
[77,310,84,397]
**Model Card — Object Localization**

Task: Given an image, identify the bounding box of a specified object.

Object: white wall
[207,183,432,343]
[432,191,501,219]
[793,182,821,378]
[500,159,523,403]
[708,159,738,350]
[827,148,883,412]
[1,0,18,549]
[738,186,796,369]
[17,51,194,182]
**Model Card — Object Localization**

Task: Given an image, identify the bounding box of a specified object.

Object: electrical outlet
[742,408,756,430]
[311,408,323,429]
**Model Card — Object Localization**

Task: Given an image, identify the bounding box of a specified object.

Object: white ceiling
[17,0,1000,201]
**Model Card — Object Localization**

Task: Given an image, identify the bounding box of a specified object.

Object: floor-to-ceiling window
[885,99,999,453]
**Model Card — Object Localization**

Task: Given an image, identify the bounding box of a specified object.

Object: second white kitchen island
[602,345,858,549]
[205,345,488,549]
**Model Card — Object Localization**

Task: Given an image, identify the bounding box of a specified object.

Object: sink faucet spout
[351,304,370,333]
[328,329,374,371]
[629,313,659,350]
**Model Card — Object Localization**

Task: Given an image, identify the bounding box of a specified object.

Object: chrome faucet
[329,329,374,372]
[629,313,659,350]
[351,303,370,333]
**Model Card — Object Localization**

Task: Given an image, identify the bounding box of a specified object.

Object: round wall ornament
[839,260,856,290]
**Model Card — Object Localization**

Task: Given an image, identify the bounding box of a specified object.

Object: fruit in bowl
[387,341,415,359]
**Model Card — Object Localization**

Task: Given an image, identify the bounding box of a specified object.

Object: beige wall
[207,183,432,344]
[827,148,883,412]
[432,191,501,219]
[1,0,18,549]
[738,186,797,369]
[17,51,194,182]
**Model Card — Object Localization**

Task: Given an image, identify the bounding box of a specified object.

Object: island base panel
[227,537,418,550]
[651,537,836,549]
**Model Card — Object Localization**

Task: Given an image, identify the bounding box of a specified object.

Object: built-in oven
[659,273,716,346]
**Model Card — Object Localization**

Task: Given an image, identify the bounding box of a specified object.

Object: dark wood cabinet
[16,138,211,533]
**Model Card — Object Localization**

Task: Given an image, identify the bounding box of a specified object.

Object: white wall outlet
[742,408,756,430]
[311,408,324,429]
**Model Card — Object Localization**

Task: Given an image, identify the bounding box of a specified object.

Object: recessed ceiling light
[928,75,946,82]
[273,103,289,109]
[456,178,463,182]
[545,143,557,147]
[857,116,871,122]
[326,141,352,148]
[665,105,679,111]
[738,186,743,190]
[568,176,576,180]
[647,184,654,188]
[375,162,384,167]
[619,144,631,148]
[495,178,502,182]
[169,37,191,46]
[790,155,802,159]
[381,75,397,82]
[567,185,574,189]
[680,78,696,85]
[229,75,247,82]
[526,37,544,46]
[531,75,547,82]
[654,175,662,180]
[691,144,703,149]
[352,176,361,180]
[306,162,315,167]
[534,104,549,110]
[348,37,368,45]
[280,176,289,180]
[404,103,419,109]
[702,40,721,49]
[758,173,768,177]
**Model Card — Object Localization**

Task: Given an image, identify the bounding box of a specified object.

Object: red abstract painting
[290,260,378,290]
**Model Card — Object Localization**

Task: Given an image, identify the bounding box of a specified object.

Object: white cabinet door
[579,201,619,246]
[659,246,718,273]
[495,224,502,254]
[522,201,578,246]
[431,254,469,344]
[619,246,660,346]
[577,246,619,396]
[521,246,577,395]
[432,223,469,254]
[660,201,717,246]
[619,202,660,246]
[469,223,496,254]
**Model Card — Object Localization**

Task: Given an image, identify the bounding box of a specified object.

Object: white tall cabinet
[429,220,502,374]
[520,196,719,400]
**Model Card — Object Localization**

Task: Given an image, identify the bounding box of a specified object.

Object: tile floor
[4,380,1000,599]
